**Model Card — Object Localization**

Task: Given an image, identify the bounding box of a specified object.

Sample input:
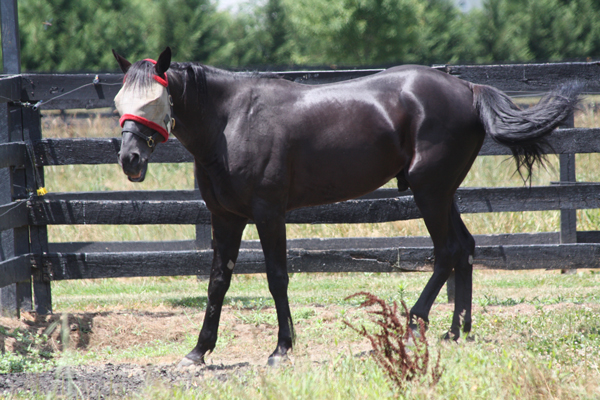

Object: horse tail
[472,82,582,181]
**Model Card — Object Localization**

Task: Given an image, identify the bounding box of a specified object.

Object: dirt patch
[0,305,372,397]
[4,300,588,397]
[0,362,251,399]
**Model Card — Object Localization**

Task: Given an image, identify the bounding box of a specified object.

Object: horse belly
[287,139,405,209]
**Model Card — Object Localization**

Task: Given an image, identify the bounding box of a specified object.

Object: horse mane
[124,60,282,94]
[122,60,157,92]
[168,62,283,110]
[170,62,282,80]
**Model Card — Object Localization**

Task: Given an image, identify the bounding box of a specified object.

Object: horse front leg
[179,212,247,366]
[253,206,293,366]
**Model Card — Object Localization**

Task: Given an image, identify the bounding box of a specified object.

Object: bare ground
[1,301,595,398]
[0,305,372,398]
[0,362,251,399]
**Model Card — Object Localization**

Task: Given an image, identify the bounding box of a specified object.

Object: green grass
[49,269,600,312]
[2,271,600,398]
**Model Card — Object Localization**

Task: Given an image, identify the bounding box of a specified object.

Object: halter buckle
[147,137,155,148]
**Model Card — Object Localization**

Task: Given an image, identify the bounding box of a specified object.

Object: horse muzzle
[118,128,152,182]
[119,150,148,182]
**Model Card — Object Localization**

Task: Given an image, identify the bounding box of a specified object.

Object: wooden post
[560,153,576,243]
[560,113,577,274]
[1,0,21,73]
[23,108,52,314]
[194,174,212,280]
[194,175,212,250]
[0,104,33,317]
[0,0,30,317]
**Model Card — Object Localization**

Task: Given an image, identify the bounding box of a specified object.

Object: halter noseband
[119,58,175,149]
[122,119,165,149]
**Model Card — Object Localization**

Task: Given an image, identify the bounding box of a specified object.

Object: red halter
[143,59,169,87]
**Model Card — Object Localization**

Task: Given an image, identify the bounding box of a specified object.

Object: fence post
[0,103,34,317]
[23,108,52,314]
[194,175,212,250]
[195,216,212,250]
[0,0,32,317]
[195,175,212,280]
[560,113,577,273]
[1,0,20,73]
[560,153,576,243]
[0,106,27,317]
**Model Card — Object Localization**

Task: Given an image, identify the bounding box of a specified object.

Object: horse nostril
[129,152,140,165]
[120,151,141,172]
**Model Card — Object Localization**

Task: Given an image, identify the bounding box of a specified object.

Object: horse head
[112,47,175,182]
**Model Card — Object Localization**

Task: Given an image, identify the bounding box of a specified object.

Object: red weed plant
[344,292,443,391]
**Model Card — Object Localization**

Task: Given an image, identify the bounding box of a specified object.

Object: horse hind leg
[409,189,475,340]
[252,202,294,366]
[447,203,475,338]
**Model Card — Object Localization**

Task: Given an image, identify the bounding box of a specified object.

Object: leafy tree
[410,0,482,65]
[135,0,231,63]
[282,0,353,66]
[16,0,229,71]
[263,0,290,64]
[8,0,600,72]
[472,0,600,63]
[205,0,274,67]
[338,0,424,65]
[471,0,532,63]
[18,0,150,71]
[206,0,292,67]
[545,0,600,60]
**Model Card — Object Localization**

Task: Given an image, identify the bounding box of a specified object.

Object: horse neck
[168,66,238,164]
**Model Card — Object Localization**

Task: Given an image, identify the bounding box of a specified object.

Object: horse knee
[207,275,231,301]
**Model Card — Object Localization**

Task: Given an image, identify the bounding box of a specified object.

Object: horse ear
[155,47,172,77]
[112,49,131,73]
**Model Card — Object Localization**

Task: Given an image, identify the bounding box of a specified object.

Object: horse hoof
[408,323,422,339]
[267,354,290,367]
[177,356,203,368]
[441,331,460,341]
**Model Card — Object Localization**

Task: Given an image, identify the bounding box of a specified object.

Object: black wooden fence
[2,61,600,316]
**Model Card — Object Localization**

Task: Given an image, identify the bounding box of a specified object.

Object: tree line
[7,0,600,72]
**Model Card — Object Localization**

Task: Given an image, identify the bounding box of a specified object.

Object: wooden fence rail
[2,61,600,316]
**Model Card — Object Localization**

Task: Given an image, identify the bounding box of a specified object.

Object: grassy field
[1,99,599,398]
[53,270,600,399]
[1,271,599,398]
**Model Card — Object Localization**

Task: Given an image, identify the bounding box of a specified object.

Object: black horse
[112,47,580,366]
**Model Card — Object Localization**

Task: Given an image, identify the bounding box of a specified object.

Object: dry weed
[344,292,443,391]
